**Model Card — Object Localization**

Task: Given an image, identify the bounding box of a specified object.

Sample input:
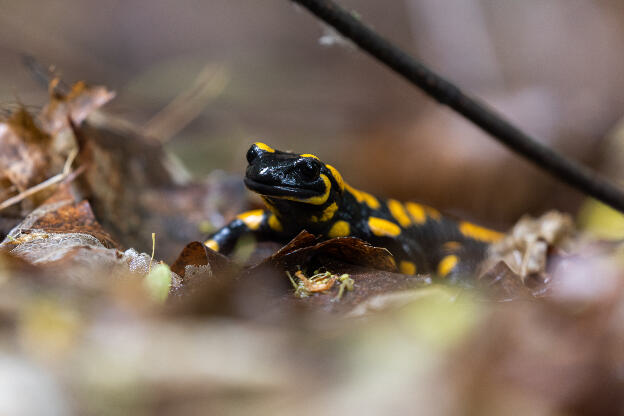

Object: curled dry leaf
[478,210,574,299]
[170,240,233,281]
[0,109,51,193]
[39,81,116,135]
[258,230,397,272]
[486,210,574,278]
[0,81,114,218]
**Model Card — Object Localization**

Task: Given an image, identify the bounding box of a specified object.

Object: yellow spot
[426,206,441,220]
[387,199,412,228]
[345,183,380,209]
[442,241,462,251]
[205,239,219,252]
[368,217,401,237]
[300,153,319,160]
[437,255,459,277]
[399,260,416,275]
[283,174,331,205]
[236,209,265,231]
[311,202,338,222]
[326,164,345,192]
[405,202,427,224]
[253,142,275,153]
[328,220,350,237]
[268,214,283,232]
[405,202,441,224]
[459,222,503,243]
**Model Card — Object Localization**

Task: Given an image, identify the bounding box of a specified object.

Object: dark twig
[290,0,624,213]
[21,55,70,94]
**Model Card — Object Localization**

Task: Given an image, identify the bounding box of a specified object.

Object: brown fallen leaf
[39,81,115,135]
[485,210,574,280]
[475,210,575,300]
[257,230,397,272]
[2,183,117,249]
[0,109,51,193]
[170,240,233,281]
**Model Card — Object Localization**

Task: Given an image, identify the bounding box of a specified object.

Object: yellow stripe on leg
[236,209,265,231]
[205,239,220,252]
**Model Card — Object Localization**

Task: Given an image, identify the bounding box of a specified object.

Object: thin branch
[289,0,624,213]
[0,147,78,211]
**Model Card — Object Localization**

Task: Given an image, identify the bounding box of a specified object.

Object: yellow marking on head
[328,220,350,237]
[253,142,275,153]
[268,214,283,232]
[459,222,503,243]
[236,209,265,231]
[282,174,331,205]
[442,241,462,251]
[204,239,220,252]
[345,183,380,210]
[437,255,459,278]
[405,202,441,224]
[311,202,338,222]
[399,260,416,275]
[387,199,412,228]
[325,164,345,192]
[368,217,401,237]
[300,153,319,160]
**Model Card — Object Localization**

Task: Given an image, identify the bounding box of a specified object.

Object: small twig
[289,0,624,213]
[143,64,229,143]
[0,147,78,211]
[21,55,71,94]
[148,232,156,274]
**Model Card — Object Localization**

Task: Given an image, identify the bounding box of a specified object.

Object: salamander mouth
[244,178,321,199]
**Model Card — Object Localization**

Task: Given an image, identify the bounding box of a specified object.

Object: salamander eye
[246,145,262,164]
[299,159,320,180]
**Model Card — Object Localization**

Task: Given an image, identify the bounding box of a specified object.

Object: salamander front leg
[205,209,283,255]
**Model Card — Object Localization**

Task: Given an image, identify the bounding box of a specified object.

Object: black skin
[207,143,500,281]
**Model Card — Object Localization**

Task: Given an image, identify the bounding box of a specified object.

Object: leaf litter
[0,80,622,414]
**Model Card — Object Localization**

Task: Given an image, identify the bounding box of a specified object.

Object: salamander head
[243,142,345,220]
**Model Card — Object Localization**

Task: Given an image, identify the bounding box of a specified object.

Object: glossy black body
[208,143,500,279]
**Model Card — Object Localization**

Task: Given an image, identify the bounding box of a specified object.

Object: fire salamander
[206,142,503,282]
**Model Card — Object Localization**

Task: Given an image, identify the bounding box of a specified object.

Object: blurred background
[2,3,624,415]
[2,0,624,229]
